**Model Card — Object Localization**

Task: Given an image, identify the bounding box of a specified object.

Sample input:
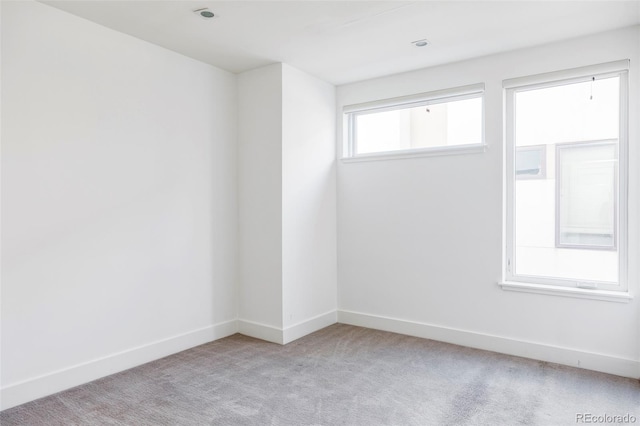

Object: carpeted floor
[1,324,639,425]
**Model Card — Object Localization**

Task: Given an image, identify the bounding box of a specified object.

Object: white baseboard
[237,319,284,344]
[0,319,238,411]
[238,310,338,345]
[338,310,640,379]
[7,310,632,412]
[2,313,340,411]
[283,310,337,344]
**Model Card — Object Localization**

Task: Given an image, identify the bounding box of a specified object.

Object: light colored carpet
[1,324,638,425]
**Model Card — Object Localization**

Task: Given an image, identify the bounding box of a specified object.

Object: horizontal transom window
[343,84,485,160]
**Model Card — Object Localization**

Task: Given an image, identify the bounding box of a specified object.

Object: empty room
[1,0,639,424]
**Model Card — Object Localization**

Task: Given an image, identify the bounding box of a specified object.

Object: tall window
[504,62,628,292]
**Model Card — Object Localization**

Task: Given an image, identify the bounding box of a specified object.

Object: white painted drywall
[1,0,238,406]
[238,63,338,341]
[237,64,284,330]
[281,64,337,331]
[337,26,640,369]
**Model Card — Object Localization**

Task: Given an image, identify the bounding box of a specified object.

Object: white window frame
[502,60,630,301]
[341,83,486,162]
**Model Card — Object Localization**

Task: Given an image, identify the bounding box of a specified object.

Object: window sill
[340,144,487,163]
[498,281,632,303]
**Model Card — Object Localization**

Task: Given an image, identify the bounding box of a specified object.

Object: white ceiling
[42,1,640,85]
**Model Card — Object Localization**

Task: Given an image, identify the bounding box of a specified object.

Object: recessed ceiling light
[193,8,215,19]
[412,39,429,48]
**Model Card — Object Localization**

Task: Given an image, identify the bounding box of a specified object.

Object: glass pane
[355,97,482,154]
[513,76,619,284]
[515,77,619,147]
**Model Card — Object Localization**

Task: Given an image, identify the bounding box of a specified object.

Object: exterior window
[343,84,484,159]
[556,141,617,250]
[504,62,628,291]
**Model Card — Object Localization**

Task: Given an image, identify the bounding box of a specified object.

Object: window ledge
[498,281,632,303]
[341,144,487,163]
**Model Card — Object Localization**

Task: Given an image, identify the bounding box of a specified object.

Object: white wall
[1,1,238,409]
[337,26,640,378]
[282,64,337,340]
[237,63,284,333]
[238,64,338,344]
